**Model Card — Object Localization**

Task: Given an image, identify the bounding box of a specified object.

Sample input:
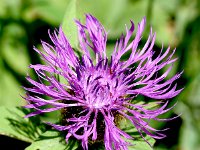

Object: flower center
[79,66,124,110]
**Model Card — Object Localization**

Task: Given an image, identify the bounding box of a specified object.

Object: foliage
[0,0,200,149]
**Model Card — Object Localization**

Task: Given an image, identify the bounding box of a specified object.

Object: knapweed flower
[24,14,182,150]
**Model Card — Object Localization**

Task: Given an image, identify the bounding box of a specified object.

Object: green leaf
[0,23,30,106]
[175,74,200,150]
[22,0,67,25]
[0,106,45,143]
[78,0,148,39]
[179,122,200,150]
[0,0,21,19]
[25,130,79,150]
[119,118,155,150]
[0,72,24,106]
[175,0,198,42]
[1,23,30,75]
[0,63,25,106]
[128,137,155,150]
[62,0,83,49]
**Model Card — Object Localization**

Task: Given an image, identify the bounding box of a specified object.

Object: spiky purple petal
[23,14,182,150]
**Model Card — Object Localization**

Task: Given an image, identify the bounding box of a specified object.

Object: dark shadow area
[154,114,183,149]
[177,16,200,84]
[0,135,30,150]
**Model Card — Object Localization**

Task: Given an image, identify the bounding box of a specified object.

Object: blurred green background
[0,0,200,149]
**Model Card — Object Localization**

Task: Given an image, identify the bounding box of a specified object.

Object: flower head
[24,14,182,150]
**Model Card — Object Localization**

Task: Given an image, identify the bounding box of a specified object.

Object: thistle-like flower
[24,14,182,150]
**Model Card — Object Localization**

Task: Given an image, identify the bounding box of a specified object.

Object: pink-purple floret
[23,14,183,150]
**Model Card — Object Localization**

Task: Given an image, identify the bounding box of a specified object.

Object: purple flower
[24,14,182,150]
